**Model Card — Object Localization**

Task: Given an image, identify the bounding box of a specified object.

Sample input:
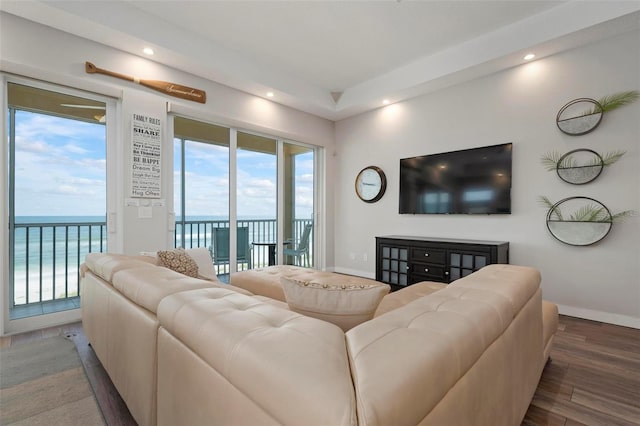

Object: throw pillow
[157,248,199,278]
[281,277,390,332]
[185,247,219,282]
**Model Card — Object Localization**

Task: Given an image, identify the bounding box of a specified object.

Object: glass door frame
[2,74,119,334]
[168,112,322,272]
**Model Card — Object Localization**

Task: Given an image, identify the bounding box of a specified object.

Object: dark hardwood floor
[523,316,640,426]
[3,315,639,425]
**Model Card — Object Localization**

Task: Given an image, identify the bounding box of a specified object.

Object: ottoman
[230,265,385,302]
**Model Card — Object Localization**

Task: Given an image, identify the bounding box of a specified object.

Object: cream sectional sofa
[80,252,251,426]
[81,253,558,426]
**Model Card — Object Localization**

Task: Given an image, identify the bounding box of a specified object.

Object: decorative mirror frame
[556,149,604,185]
[545,196,612,246]
[541,149,626,185]
[556,98,603,136]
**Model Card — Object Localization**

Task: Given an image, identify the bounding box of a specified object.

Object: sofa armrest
[542,300,559,361]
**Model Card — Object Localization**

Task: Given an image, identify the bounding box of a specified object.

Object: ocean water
[11,215,280,305]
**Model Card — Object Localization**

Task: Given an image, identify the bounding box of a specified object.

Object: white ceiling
[2,1,640,121]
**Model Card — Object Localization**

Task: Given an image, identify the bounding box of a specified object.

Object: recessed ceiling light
[524,53,535,61]
[382,99,390,105]
[266,92,274,98]
[143,47,154,55]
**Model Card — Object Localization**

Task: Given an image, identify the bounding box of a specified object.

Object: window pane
[173,117,229,277]
[238,131,276,270]
[284,143,314,268]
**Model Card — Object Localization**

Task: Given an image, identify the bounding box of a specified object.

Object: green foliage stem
[585,90,639,114]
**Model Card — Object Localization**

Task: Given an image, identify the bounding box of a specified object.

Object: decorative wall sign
[540,149,625,185]
[86,62,206,104]
[131,113,162,198]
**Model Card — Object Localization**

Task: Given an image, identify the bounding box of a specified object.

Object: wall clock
[355,166,387,203]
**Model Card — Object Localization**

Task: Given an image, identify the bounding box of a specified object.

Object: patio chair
[283,224,312,267]
[210,227,252,271]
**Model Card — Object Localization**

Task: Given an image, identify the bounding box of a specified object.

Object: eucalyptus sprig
[600,150,626,166]
[597,90,640,112]
[585,90,639,114]
[541,152,561,171]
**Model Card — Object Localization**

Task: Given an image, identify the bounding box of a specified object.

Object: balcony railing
[10,218,313,317]
[10,221,107,318]
[175,218,314,274]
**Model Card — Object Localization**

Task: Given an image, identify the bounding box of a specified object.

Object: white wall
[334,30,640,328]
[0,12,336,333]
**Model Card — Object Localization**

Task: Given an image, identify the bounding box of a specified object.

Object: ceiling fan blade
[60,103,106,110]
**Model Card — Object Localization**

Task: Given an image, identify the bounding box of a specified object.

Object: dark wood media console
[376,236,509,291]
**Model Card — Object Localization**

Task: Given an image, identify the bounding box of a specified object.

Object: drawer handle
[424,253,429,257]
[424,268,429,272]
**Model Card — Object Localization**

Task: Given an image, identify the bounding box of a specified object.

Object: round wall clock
[355,166,387,203]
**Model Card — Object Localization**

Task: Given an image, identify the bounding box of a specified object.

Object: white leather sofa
[81,253,558,426]
[80,252,251,426]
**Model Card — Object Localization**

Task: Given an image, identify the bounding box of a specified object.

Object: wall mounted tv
[399,143,512,215]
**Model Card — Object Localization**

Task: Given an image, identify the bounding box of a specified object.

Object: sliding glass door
[7,81,111,319]
[173,117,230,277]
[172,116,318,273]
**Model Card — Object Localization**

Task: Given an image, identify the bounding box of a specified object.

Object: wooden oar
[85,62,206,104]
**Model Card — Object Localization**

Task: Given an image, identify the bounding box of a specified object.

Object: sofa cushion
[157,248,199,278]
[281,277,390,331]
[111,266,252,314]
[84,252,156,283]
[156,287,357,425]
[375,281,447,317]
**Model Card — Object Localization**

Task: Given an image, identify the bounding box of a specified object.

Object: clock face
[356,166,387,203]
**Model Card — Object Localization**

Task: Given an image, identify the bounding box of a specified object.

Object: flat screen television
[399,143,512,215]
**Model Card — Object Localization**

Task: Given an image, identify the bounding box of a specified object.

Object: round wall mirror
[556,98,603,136]
[556,149,604,184]
[546,197,612,246]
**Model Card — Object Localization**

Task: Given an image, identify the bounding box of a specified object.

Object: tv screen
[399,143,512,215]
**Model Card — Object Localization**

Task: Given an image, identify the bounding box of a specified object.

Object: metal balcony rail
[10,221,107,310]
[175,218,314,274]
[10,218,313,312]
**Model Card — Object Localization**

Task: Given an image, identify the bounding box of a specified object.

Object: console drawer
[410,263,445,280]
[410,248,446,264]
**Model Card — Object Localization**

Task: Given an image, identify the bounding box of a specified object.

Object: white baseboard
[557,304,640,329]
[329,266,375,280]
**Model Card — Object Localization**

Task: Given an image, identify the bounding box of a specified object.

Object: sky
[174,138,314,219]
[11,110,314,220]
[13,111,106,217]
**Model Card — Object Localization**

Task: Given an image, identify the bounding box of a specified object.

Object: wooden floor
[1,322,136,425]
[3,314,639,426]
